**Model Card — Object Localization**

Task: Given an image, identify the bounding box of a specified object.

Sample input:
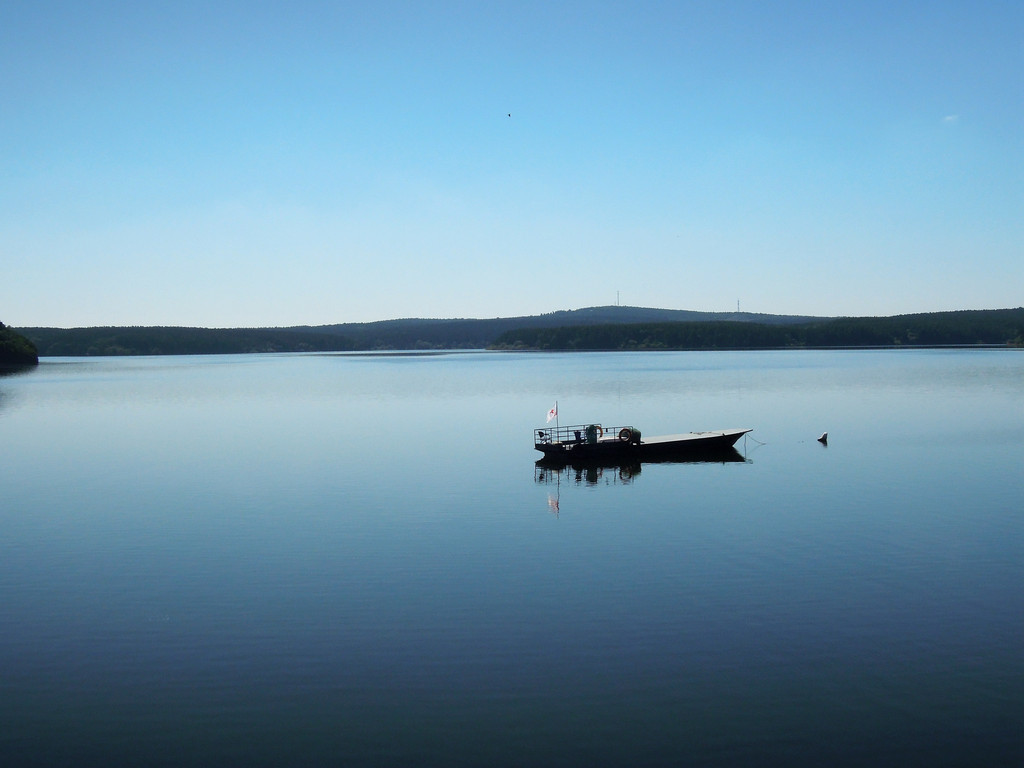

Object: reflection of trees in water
[0,364,39,413]
[0,365,36,378]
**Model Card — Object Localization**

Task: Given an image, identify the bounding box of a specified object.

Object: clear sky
[2,0,1021,327]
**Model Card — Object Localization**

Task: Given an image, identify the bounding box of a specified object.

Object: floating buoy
[817,432,828,445]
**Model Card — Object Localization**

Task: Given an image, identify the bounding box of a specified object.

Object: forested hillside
[18,307,1024,356]
[287,306,817,349]
[490,309,1024,350]
[20,307,816,355]
[0,322,39,365]
[22,326,357,357]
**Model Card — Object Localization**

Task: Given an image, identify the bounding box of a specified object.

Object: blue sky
[2,1,1021,327]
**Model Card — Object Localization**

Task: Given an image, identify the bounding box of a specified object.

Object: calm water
[1,350,1022,766]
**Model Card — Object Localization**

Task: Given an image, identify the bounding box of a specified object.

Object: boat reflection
[535,447,748,487]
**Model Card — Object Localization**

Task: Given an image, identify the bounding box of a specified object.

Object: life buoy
[596,425,604,438]
[618,428,632,442]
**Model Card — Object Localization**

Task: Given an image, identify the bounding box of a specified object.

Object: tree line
[13,307,1024,356]
[489,309,1024,350]
[21,326,358,357]
[0,322,39,365]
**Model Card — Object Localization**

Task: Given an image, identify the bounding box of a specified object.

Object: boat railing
[534,424,639,446]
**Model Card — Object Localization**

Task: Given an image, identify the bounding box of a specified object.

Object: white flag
[546,403,557,423]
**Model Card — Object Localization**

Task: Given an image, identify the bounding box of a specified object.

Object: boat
[534,423,752,462]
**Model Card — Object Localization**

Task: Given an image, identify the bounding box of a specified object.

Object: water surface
[1,350,1021,766]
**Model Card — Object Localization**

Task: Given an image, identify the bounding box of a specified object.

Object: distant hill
[0,322,39,366]
[491,308,1024,350]
[288,306,820,349]
[22,307,818,356]
[17,306,1024,356]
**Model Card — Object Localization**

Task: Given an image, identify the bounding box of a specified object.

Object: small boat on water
[534,423,753,462]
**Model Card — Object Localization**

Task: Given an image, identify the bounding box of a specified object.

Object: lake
[1,350,1021,766]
